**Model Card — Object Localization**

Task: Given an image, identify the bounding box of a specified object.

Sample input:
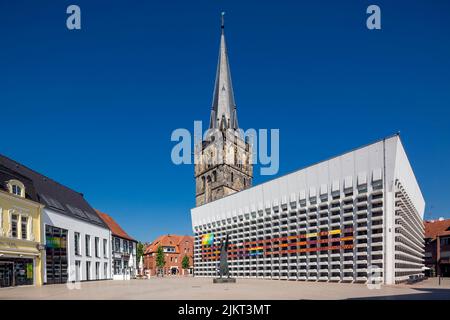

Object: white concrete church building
[191,16,425,285]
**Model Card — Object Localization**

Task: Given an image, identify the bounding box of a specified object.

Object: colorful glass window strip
[201,233,214,246]
[46,236,66,249]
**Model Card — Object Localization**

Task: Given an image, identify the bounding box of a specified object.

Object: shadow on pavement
[347,288,450,300]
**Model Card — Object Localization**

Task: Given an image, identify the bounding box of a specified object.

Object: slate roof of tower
[0,153,108,228]
[209,13,239,131]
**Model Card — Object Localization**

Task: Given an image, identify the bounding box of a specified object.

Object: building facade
[0,154,111,284]
[194,16,252,207]
[97,210,137,280]
[191,16,425,286]
[143,234,194,276]
[424,218,450,277]
[191,135,425,285]
[0,165,44,287]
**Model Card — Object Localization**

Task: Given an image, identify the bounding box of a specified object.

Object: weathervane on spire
[221,11,225,30]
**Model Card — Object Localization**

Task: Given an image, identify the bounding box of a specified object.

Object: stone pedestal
[213,278,236,284]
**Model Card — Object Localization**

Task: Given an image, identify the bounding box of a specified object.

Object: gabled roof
[144,234,193,255]
[425,219,450,240]
[0,153,107,228]
[96,210,136,242]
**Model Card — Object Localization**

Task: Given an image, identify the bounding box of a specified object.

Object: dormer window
[12,185,22,196]
[7,180,25,198]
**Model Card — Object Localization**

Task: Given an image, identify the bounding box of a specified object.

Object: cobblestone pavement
[0,277,449,300]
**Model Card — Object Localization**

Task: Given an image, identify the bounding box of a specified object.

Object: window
[114,238,120,252]
[95,237,99,257]
[74,232,80,255]
[86,261,91,280]
[7,180,25,197]
[45,225,68,284]
[123,240,128,253]
[231,172,234,182]
[75,261,81,282]
[95,262,100,280]
[104,262,108,279]
[129,242,133,253]
[11,214,18,238]
[21,216,28,240]
[114,260,121,275]
[85,235,91,256]
[12,185,22,196]
[103,239,108,258]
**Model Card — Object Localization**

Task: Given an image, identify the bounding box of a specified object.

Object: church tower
[194,13,253,207]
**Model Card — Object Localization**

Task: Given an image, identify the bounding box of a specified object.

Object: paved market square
[0,277,449,300]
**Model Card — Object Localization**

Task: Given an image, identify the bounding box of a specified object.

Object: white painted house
[0,155,112,284]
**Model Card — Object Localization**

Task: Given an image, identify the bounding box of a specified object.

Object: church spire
[209,12,239,131]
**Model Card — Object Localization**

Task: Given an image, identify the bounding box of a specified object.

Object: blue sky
[1,1,449,242]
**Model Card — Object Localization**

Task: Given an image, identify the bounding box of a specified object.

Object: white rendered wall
[43,208,111,282]
[192,138,388,227]
[191,135,425,285]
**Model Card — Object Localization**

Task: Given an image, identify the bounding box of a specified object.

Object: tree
[155,245,166,277]
[136,242,145,263]
[182,255,190,276]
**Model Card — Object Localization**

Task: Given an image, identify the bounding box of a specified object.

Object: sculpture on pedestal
[214,232,236,283]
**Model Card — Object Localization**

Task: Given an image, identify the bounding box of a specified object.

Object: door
[0,262,14,288]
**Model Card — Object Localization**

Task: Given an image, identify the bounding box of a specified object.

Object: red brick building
[143,234,194,276]
[424,218,450,277]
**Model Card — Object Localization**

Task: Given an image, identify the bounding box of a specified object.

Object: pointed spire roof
[209,12,239,130]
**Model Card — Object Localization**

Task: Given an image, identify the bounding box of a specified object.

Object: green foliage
[156,245,166,269]
[182,255,190,270]
[136,242,145,262]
